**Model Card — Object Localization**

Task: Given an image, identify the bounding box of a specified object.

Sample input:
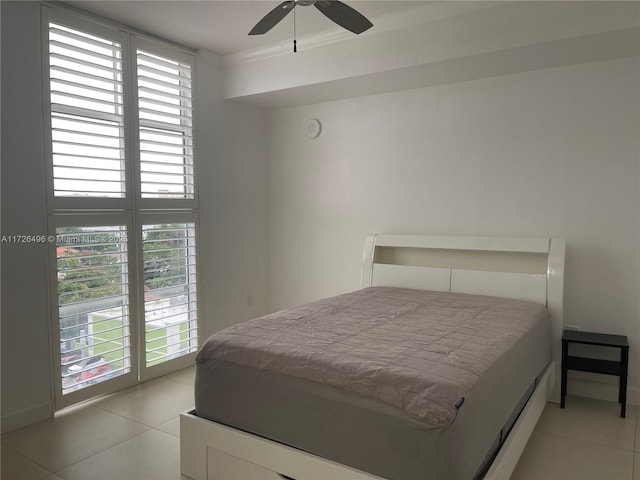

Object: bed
[181,234,565,480]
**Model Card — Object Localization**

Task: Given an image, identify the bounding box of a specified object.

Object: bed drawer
[207,448,287,480]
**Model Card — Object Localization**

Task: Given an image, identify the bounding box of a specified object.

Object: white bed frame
[181,234,565,480]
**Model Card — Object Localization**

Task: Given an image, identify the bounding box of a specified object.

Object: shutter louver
[137,51,195,199]
[142,223,198,366]
[49,24,126,198]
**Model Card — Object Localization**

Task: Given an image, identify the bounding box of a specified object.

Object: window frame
[42,7,199,212]
[132,36,198,211]
[47,213,140,409]
[136,211,201,382]
[42,8,134,211]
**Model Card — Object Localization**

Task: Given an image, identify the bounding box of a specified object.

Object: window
[136,50,195,200]
[56,224,130,395]
[48,23,125,199]
[142,222,198,367]
[43,7,200,408]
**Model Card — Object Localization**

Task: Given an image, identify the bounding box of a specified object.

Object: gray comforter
[196,287,549,428]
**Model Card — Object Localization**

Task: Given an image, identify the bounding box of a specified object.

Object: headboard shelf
[369,234,551,253]
[375,247,548,275]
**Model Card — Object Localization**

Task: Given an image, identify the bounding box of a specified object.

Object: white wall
[0,2,270,432]
[195,51,271,338]
[267,56,640,402]
[1,2,53,431]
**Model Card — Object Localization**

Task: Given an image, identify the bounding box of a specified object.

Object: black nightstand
[561,329,629,418]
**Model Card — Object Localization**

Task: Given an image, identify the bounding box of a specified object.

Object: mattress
[195,287,551,479]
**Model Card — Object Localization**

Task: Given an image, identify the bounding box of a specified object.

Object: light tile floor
[2,368,639,480]
[2,367,195,480]
[511,395,639,480]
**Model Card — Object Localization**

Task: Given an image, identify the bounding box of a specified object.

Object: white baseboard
[562,374,639,406]
[1,401,54,433]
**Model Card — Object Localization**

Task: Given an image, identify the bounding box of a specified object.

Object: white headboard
[361,234,565,401]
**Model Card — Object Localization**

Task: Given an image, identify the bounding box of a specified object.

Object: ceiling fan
[249,1,373,40]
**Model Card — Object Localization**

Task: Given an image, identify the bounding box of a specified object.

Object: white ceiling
[66,1,429,56]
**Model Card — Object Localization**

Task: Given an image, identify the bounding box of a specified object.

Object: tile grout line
[2,406,152,476]
[92,397,192,430]
[535,429,638,454]
[537,401,638,453]
[92,403,184,432]
[88,374,194,428]
[1,443,62,480]
[634,416,638,479]
[51,429,153,477]
[52,427,184,478]
[91,400,156,429]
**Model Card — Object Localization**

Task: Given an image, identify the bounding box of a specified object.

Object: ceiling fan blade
[249,1,295,35]
[314,1,373,34]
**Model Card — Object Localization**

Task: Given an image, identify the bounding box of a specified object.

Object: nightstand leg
[561,339,568,408]
[620,346,628,418]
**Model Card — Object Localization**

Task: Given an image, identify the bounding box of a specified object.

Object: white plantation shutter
[136,49,195,200]
[55,225,131,395]
[48,23,126,199]
[45,7,200,407]
[142,223,198,366]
